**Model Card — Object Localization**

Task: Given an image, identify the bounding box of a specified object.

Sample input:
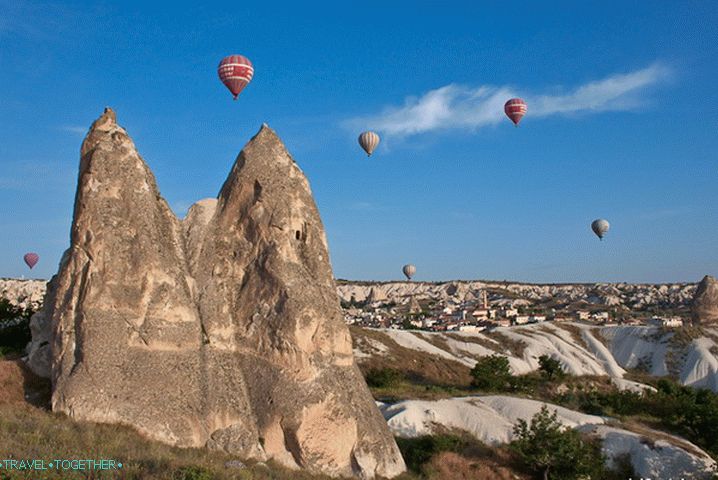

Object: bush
[173,466,215,480]
[510,405,607,480]
[365,368,404,388]
[471,355,513,391]
[538,355,564,381]
[0,298,34,356]
[395,434,465,473]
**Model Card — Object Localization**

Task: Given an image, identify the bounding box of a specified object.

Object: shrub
[365,368,404,388]
[395,434,465,473]
[0,298,34,356]
[510,405,606,480]
[538,355,564,381]
[471,355,512,391]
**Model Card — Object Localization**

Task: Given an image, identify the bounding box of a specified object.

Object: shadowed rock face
[693,275,718,325]
[27,108,405,478]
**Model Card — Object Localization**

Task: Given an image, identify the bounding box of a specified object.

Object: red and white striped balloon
[23,253,39,269]
[504,98,527,126]
[217,55,254,100]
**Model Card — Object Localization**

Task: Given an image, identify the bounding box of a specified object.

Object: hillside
[352,322,718,391]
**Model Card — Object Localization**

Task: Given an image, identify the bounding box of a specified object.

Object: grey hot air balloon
[591,219,610,240]
[402,264,416,281]
[358,131,380,156]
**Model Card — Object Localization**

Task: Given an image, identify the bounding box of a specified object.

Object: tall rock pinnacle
[27,109,405,478]
[693,275,718,325]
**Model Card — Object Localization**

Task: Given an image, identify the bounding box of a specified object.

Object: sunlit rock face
[27,108,406,479]
[693,275,718,325]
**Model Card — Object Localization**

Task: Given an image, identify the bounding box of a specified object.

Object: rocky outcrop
[27,108,405,478]
[693,275,718,324]
[0,279,45,310]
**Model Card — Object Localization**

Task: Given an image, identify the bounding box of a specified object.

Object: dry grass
[486,331,527,358]
[444,333,501,354]
[0,360,417,480]
[553,323,589,349]
[423,450,529,480]
[351,327,473,387]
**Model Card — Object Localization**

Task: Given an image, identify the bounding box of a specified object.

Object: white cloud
[346,63,671,138]
[59,126,88,136]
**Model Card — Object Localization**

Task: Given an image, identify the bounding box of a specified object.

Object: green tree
[510,405,605,480]
[471,355,512,391]
[538,355,564,381]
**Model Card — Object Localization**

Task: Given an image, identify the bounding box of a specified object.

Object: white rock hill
[353,322,718,392]
[379,395,716,479]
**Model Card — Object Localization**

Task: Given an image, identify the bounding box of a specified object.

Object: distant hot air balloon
[504,98,527,126]
[217,55,254,100]
[591,219,610,240]
[358,131,380,156]
[402,264,416,281]
[23,253,39,269]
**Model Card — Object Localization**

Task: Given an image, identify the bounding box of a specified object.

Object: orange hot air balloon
[217,55,254,100]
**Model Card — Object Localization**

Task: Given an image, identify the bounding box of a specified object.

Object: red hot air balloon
[504,98,527,126]
[217,55,254,100]
[23,253,39,269]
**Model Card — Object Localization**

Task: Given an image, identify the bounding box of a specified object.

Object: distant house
[422,318,437,328]
[576,311,590,321]
[514,315,530,325]
[529,315,546,323]
[503,308,519,318]
[649,316,684,328]
[472,308,490,320]
[591,311,610,322]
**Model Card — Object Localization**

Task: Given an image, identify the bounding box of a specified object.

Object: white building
[514,315,530,325]
[649,316,684,328]
[591,311,610,322]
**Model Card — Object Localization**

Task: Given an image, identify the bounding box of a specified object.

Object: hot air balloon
[217,55,254,100]
[504,98,527,126]
[591,219,610,240]
[23,253,39,269]
[358,131,380,156]
[402,264,416,281]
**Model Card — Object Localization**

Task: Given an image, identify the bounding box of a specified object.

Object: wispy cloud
[59,125,88,136]
[639,206,692,221]
[345,63,672,138]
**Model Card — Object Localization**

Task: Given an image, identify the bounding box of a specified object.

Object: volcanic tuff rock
[693,275,718,324]
[26,108,405,478]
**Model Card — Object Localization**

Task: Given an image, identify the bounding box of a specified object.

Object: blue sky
[1,1,716,283]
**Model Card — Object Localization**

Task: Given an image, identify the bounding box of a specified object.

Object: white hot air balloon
[591,219,610,240]
[402,264,416,281]
[358,131,380,156]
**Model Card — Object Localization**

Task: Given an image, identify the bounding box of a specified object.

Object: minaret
[481,290,489,309]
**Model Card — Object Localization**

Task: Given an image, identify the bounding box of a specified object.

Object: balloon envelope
[402,264,416,280]
[358,131,380,156]
[23,253,39,269]
[217,55,254,100]
[591,219,610,240]
[504,98,527,126]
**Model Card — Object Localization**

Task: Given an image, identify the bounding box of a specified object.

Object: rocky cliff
[26,108,405,478]
[693,275,718,324]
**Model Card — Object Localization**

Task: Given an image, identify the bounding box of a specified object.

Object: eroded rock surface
[27,108,405,478]
[693,275,718,325]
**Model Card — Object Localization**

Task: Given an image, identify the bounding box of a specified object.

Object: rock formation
[693,275,718,324]
[27,108,405,478]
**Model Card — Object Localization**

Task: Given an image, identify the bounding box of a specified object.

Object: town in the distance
[339,278,703,332]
